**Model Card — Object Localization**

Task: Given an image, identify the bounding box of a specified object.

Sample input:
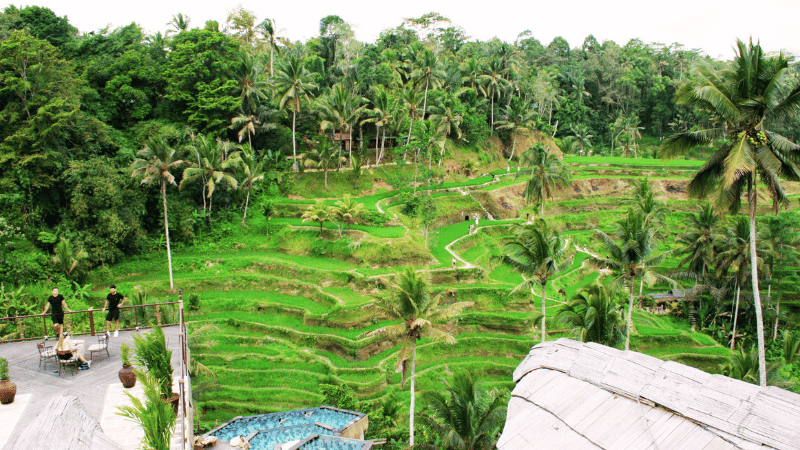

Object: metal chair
[56,350,80,376]
[87,334,109,361]
[37,343,57,369]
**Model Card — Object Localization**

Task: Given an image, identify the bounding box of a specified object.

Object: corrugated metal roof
[498,338,800,450]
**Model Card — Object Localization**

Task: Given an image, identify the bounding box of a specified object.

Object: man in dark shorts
[101,285,127,337]
[41,287,71,337]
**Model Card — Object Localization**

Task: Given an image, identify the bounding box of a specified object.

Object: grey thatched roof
[6,394,123,450]
[498,339,800,450]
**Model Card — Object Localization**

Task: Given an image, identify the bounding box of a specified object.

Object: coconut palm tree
[367,267,473,447]
[421,370,506,450]
[591,208,675,350]
[429,96,464,165]
[332,194,366,229]
[496,97,538,162]
[567,124,593,156]
[519,143,571,216]
[412,49,446,121]
[400,83,425,147]
[181,136,238,216]
[478,60,511,134]
[715,216,772,349]
[361,85,395,166]
[232,52,269,115]
[301,200,332,236]
[228,144,276,228]
[317,83,366,164]
[459,57,484,93]
[256,18,289,77]
[131,136,187,290]
[497,219,570,343]
[660,39,800,386]
[302,136,346,189]
[555,282,625,347]
[52,237,88,280]
[273,55,318,171]
[165,13,190,36]
[677,204,719,282]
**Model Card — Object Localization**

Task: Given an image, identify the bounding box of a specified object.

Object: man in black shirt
[41,287,71,337]
[101,285,127,337]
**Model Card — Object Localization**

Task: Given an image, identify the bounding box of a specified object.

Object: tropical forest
[2,5,800,449]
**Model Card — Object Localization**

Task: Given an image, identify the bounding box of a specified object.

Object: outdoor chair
[56,350,80,376]
[88,334,109,361]
[37,343,57,369]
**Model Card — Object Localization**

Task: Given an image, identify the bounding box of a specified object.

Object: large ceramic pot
[118,365,137,388]
[0,379,16,404]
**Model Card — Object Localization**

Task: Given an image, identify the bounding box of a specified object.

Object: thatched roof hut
[498,339,800,450]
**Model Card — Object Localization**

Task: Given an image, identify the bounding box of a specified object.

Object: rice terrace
[1,5,800,450]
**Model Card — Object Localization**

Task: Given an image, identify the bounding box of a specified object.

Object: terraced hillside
[90,156,797,432]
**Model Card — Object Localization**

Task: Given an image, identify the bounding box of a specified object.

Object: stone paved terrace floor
[0,326,189,450]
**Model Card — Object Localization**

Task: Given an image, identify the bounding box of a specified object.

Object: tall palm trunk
[291,109,298,172]
[749,173,767,386]
[490,96,495,135]
[731,283,741,349]
[241,189,251,228]
[161,181,175,290]
[540,281,547,342]
[409,341,417,446]
[379,128,386,165]
[507,129,517,162]
[625,275,634,351]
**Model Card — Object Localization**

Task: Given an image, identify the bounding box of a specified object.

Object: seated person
[55,332,91,370]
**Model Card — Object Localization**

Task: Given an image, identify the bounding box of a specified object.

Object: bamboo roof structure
[498,338,800,450]
[6,394,123,450]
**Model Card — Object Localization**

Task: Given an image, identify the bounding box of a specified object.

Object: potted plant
[119,343,137,388]
[0,357,15,404]
[132,327,178,410]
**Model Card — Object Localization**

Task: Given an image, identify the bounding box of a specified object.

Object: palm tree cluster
[661,39,800,386]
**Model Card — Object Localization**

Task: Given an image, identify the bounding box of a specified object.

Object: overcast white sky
[9,0,800,59]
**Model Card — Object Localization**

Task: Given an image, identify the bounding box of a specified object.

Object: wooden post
[89,310,95,336]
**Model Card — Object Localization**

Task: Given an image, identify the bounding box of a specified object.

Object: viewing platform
[0,325,191,450]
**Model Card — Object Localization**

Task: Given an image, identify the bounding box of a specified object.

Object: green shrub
[0,357,8,379]
[188,293,201,311]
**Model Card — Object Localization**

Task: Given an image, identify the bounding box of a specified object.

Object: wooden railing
[0,301,181,342]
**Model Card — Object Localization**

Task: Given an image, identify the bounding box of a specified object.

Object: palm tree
[368,267,473,447]
[301,200,332,236]
[660,39,800,386]
[478,60,511,134]
[361,85,395,166]
[495,97,538,161]
[410,120,446,192]
[497,219,569,342]
[233,53,269,115]
[519,143,571,216]
[318,83,366,164]
[459,57,484,93]
[302,136,346,189]
[181,136,238,215]
[555,282,625,347]
[131,136,187,290]
[165,13,190,36]
[716,216,771,350]
[273,55,318,171]
[52,237,88,279]
[428,96,464,165]
[421,370,506,450]
[333,194,367,229]
[677,203,719,282]
[412,49,445,122]
[591,209,675,350]
[400,83,425,147]
[567,124,593,156]
[229,144,275,228]
[256,18,288,77]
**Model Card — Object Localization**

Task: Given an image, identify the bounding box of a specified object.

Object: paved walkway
[0,327,187,450]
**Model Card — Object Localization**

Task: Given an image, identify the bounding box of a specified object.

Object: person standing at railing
[101,285,127,338]
[41,287,71,337]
